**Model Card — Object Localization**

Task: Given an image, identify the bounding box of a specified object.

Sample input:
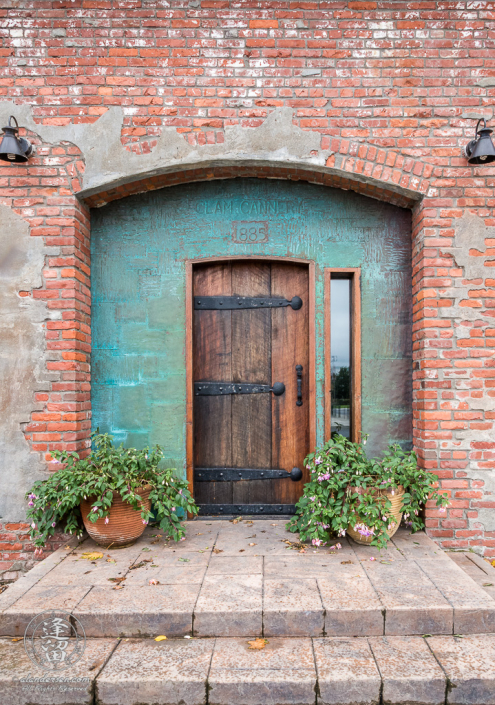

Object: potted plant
[26,432,198,549]
[287,434,449,549]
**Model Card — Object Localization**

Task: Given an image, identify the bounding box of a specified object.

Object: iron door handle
[296,365,303,406]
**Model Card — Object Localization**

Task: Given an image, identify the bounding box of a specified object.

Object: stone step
[2,633,495,705]
[1,524,494,639]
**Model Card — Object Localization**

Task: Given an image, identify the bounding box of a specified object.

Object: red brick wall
[0,1,494,572]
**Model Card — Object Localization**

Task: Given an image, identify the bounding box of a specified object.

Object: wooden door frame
[324,267,362,443]
[185,255,316,497]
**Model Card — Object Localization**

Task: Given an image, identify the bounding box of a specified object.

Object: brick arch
[80,148,433,211]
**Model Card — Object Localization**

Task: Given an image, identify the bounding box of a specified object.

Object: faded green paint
[91,179,412,472]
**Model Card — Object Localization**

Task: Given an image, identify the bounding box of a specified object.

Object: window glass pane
[331,278,351,438]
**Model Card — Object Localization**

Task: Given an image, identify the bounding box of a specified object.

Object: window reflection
[331,278,351,439]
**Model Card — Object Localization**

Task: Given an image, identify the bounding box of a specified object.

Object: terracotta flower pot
[80,485,152,548]
[347,485,404,546]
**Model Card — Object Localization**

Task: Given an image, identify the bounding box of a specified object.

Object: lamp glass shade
[467,128,495,165]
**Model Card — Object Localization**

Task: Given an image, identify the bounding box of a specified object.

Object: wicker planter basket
[80,485,152,548]
[347,485,404,546]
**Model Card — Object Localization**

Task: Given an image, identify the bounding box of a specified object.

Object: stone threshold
[1,633,495,705]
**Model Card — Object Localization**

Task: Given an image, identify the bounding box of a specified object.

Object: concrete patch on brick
[0,101,426,208]
[440,212,495,534]
[0,205,48,523]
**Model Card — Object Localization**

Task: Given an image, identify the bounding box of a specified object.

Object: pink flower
[142,520,148,525]
[315,457,322,465]
[354,523,374,538]
[105,517,109,524]
[92,507,98,513]
[31,522,36,529]
[338,528,346,537]
[335,543,342,550]
[439,507,446,513]
[312,538,326,547]
[28,501,34,507]
[51,522,56,527]
[171,507,176,512]
[369,556,376,561]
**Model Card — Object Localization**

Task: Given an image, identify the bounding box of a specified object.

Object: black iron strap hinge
[194,295,302,310]
[195,467,303,482]
[195,381,285,396]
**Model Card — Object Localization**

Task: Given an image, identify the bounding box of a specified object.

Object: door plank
[231,262,272,504]
[193,262,233,505]
[271,262,310,503]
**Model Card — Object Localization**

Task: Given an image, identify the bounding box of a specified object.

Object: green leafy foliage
[287,434,449,550]
[25,432,198,548]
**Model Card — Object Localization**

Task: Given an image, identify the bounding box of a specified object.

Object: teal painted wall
[91,179,412,471]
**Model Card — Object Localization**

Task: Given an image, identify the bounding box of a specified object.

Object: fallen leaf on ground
[106,558,116,564]
[422,634,432,638]
[213,548,223,554]
[155,635,167,641]
[11,638,22,642]
[112,585,125,590]
[149,579,160,585]
[88,659,103,672]
[230,516,243,524]
[81,552,104,561]
[108,577,126,583]
[178,557,190,562]
[141,547,151,552]
[341,560,352,564]
[283,539,306,551]
[65,545,71,550]
[245,521,254,526]
[239,549,245,553]
[248,535,257,538]
[129,560,152,570]
[198,547,210,553]
[249,543,257,546]
[150,538,161,544]
[483,583,493,587]
[184,635,192,639]
[196,533,203,536]
[0,586,8,595]
[248,638,268,650]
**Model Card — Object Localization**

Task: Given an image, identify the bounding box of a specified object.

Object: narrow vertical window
[330,278,351,439]
[325,269,361,442]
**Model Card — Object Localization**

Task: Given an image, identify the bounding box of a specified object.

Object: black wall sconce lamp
[463,118,495,165]
[0,116,33,163]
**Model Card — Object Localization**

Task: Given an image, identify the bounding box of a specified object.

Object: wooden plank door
[193,260,310,514]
